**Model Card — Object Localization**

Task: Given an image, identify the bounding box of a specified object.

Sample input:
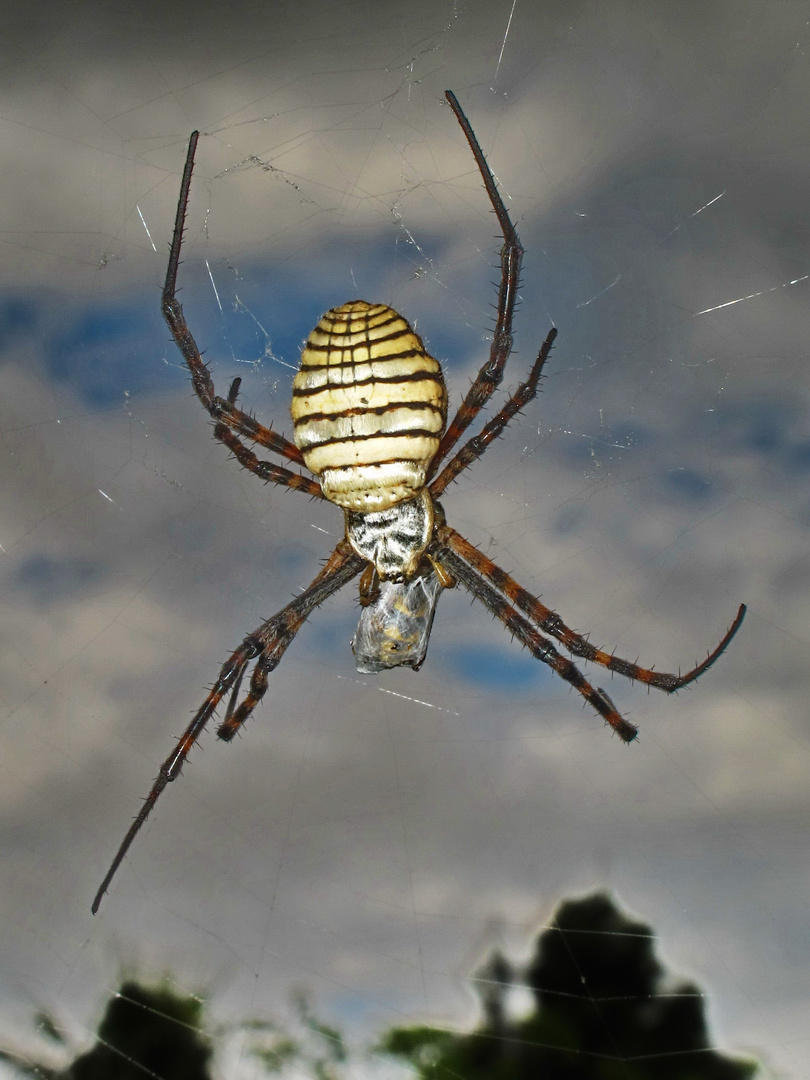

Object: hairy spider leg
[437,544,639,742]
[427,90,526,477]
[95,97,749,918]
[161,130,315,478]
[439,523,746,692]
[92,541,362,913]
[431,327,557,497]
[213,422,323,497]
[214,541,358,739]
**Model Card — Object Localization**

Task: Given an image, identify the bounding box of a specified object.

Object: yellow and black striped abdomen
[291,301,446,512]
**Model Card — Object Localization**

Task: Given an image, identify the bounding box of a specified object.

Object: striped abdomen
[291,301,446,512]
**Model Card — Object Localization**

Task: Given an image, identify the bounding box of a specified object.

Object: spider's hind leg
[213,422,324,497]
[428,91,525,476]
[227,377,242,405]
[161,130,317,481]
[430,327,556,497]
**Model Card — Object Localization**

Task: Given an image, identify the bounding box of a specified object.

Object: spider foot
[594,686,638,743]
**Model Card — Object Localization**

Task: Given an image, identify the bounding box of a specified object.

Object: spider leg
[216,651,273,741]
[430,327,557,497]
[161,131,313,476]
[427,91,525,478]
[438,523,746,692]
[221,653,249,730]
[91,540,363,913]
[215,537,365,740]
[435,542,639,742]
[213,421,324,497]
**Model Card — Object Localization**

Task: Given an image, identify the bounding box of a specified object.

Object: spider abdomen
[291,300,446,512]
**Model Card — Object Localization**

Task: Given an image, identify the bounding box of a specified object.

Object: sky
[1,0,809,1076]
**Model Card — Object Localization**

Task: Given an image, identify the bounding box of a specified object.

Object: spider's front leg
[439,524,746,694]
[91,540,363,913]
[436,542,639,742]
[215,541,359,739]
[90,637,259,915]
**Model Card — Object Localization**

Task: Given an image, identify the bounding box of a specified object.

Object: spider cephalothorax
[92,92,745,913]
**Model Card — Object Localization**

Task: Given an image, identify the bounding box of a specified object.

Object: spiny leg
[438,524,746,692]
[436,543,639,742]
[428,91,525,477]
[215,538,363,739]
[91,541,363,914]
[161,130,309,472]
[213,421,324,497]
[215,535,362,743]
[431,327,557,497]
[91,642,254,915]
[222,375,308,464]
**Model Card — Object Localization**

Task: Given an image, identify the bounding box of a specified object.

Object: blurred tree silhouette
[238,990,348,1079]
[379,891,759,1079]
[70,980,211,1079]
[0,893,761,1079]
[0,978,348,1079]
[0,979,213,1079]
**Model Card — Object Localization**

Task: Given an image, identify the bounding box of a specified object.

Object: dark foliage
[0,893,760,1080]
[0,979,347,1079]
[379,891,759,1080]
[67,980,213,1080]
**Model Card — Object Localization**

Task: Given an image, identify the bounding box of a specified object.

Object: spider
[91,91,746,913]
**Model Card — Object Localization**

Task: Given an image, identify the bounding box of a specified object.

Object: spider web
[1,1,809,1076]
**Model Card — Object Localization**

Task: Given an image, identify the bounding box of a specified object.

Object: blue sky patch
[786,439,810,473]
[442,641,545,691]
[553,504,588,536]
[0,296,36,355]
[661,466,712,500]
[11,553,105,606]
[50,299,174,407]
